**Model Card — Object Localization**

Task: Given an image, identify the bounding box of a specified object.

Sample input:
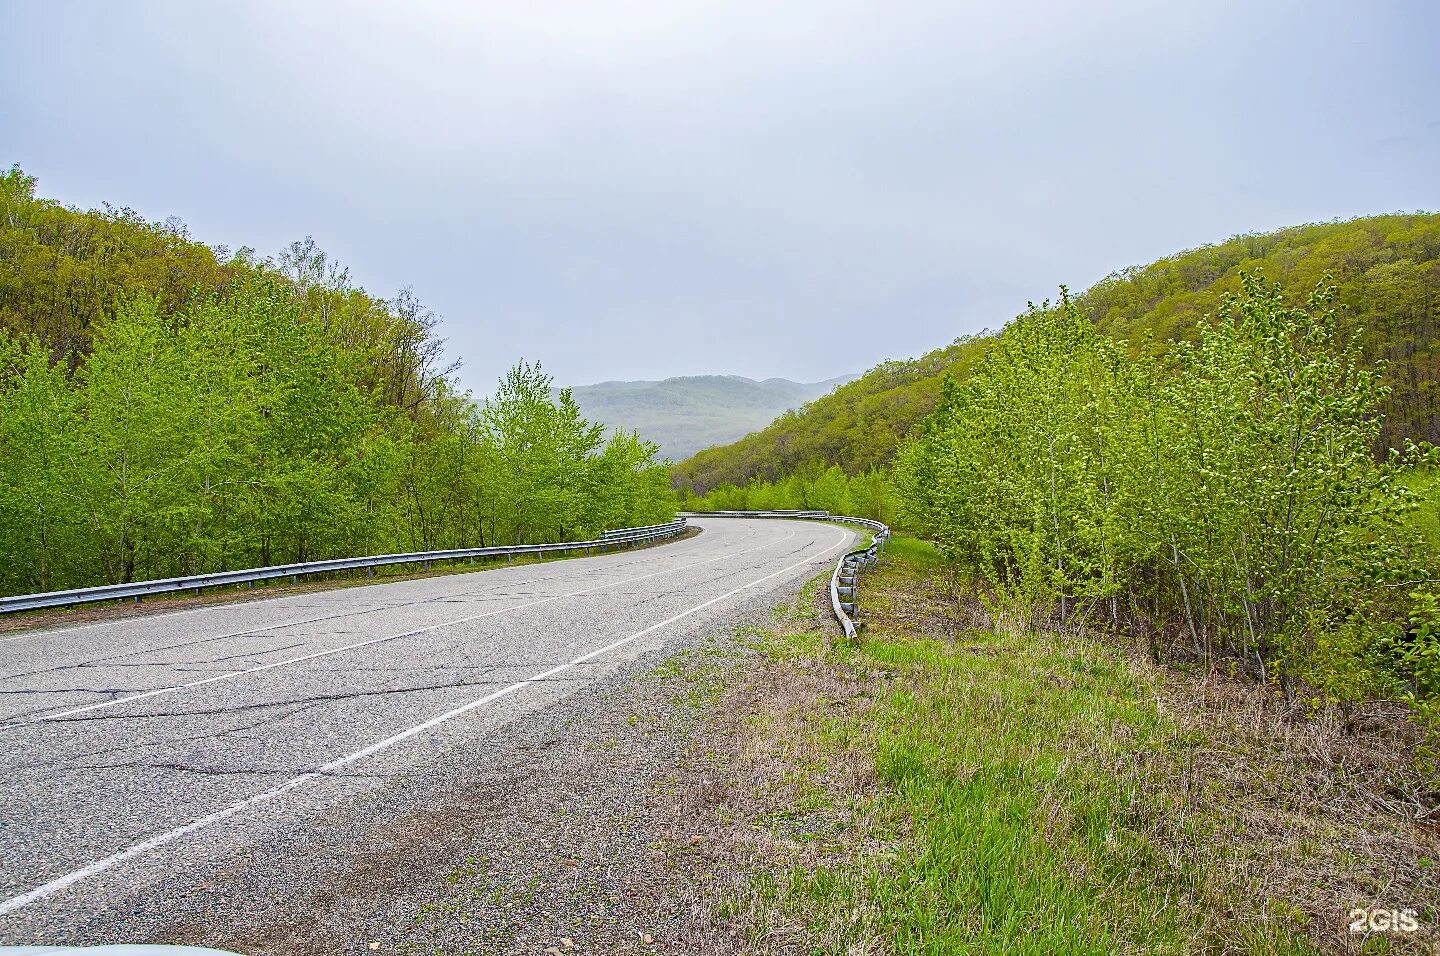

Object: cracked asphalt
[0,516,853,949]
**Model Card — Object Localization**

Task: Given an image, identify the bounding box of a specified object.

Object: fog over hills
[563,374,855,461]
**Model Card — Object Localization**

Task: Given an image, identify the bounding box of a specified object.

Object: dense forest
[673,214,1440,493]
[0,167,674,596]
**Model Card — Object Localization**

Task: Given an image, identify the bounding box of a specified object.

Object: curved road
[0,516,852,946]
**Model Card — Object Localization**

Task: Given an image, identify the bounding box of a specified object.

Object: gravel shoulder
[169,605,786,956]
[285,536,1440,956]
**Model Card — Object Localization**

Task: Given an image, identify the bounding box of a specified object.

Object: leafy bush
[679,463,896,524]
[896,272,1435,721]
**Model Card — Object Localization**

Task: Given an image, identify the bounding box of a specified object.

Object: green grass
[788,635,1206,953]
[651,634,739,710]
[741,541,1322,955]
[857,635,1196,953]
[880,533,944,570]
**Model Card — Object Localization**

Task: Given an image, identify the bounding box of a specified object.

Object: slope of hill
[0,168,675,595]
[672,213,1440,491]
[564,374,854,461]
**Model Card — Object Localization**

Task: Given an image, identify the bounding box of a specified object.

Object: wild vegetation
[677,464,897,525]
[670,541,1436,954]
[673,213,1440,493]
[680,216,1440,752]
[0,167,673,596]
[893,273,1440,746]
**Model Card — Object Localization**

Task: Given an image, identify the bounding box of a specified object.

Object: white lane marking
[15,527,797,724]
[0,524,849,916]
[0,530,716,647]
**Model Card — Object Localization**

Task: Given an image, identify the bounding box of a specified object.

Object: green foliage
[674,213,1440,493]
[679,462,897,525]
[898,294,1154,621]
[672,340,989,492]
[0,167,235,357]
[478,361,673,545]
[1084,215,1440,454]
[896,272,1435,721]
[0,170,674,595]
[1400,591,1440,770]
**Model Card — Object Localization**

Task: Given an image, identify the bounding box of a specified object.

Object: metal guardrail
[828,518,889,639]
[599,520,684,538]
[0,518,688,616]
[678,509,890,637]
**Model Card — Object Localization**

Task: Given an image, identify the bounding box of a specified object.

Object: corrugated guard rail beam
[677,510,889,637]
[0,518,689,615]
[599,520,683,538]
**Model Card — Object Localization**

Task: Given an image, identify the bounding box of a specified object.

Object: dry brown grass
[1135,666,1438,953]
[642,594,899,955]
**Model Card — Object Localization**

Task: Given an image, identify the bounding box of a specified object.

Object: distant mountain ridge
[562,374,855,461]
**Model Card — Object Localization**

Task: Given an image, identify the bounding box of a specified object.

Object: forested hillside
[673,214,1440,492]
[0,167,674,596]
[685,251,1440,747]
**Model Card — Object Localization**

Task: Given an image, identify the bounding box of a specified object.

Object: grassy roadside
[669,537,1439,955]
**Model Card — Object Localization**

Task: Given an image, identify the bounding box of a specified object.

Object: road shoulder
[170,531,1439,955]
[161,600,778,956]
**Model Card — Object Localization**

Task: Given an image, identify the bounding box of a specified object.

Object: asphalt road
[0,516,853,947]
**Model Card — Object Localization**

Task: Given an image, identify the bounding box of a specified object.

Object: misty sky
[3,1,1437,395]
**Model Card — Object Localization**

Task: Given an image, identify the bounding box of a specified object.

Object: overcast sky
[3,1,1437,394]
